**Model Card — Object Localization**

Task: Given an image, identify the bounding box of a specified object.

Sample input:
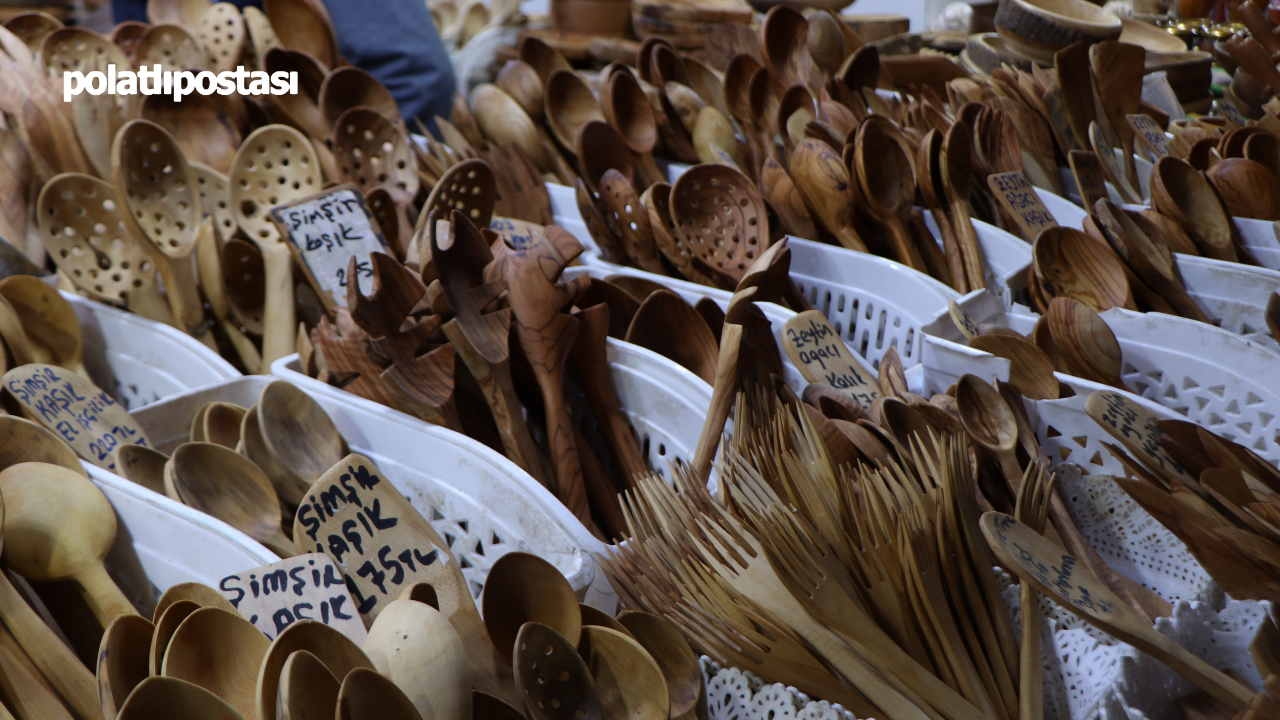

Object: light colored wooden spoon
[263,0,338,70]
[256,618,376,720]
[114,444,169,495]
[149,599,200,677]
[579,625,670,720]
[0,461,138,624]
[117,676,245,720]
[981,512,1254,712]
[470,84,549,171]
[364,598,470,720]
[168,441,295,556]
[37,172,177,326]
[161,606,269,718]
[515,622,602,720]
[39,27,136,180]
[276,649,339,720]
[1206,158,1280,221]
[258,379,346,493]
[336,667,424,720]
[0,274,85,374]
[194,2,246,73]
[496,59,544,123]
[261,47,330,140]
[135,23,210,73]
[788,138,867,252]
[230,124,321,364]
[319,66,400,141]
[0,416,84,476]
[112,119,213,345]
[98,614,155,720]
[481,551,582,665]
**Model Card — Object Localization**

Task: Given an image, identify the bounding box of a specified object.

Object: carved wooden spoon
[167,442,296,556]
[1045,297,1129,391]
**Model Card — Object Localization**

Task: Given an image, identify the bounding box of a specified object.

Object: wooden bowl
[1119,17,1186,53]
[994,0,1121,64]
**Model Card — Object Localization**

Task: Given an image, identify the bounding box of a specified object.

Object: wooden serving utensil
[981,512,1254,712]
[854,120,926,271]
[544,69,606,155]
[482,551,583,668]
[114,444,169,495]
[277,650,340,720]
[471,84,549,171]
[1206,158,1280,221]
[229,124,321,364]
[0,462,138,624]
[364,598,470,720]
[41,27,136,180]
[941,122,987,291]
[263,0,338,70]
[690,286,755,484]
[0,274,84,374]
[788,138,867,252]
[116,676,245,720]
[496,59,544,122]
[167,441,296,556]
[319,66,400,136]
[257,379,346,499]
[968,335,1060,401]
[668,163,773,287]
[1033,226,1133,312]
[514,622,603,720]
[98,614,154,720]
[336,668,425,720]
[617,610,707,720]
[597,169,666,274]
[161,606,269,718]
[580,625,670,720]
[917,129,968,294]
[139,90,243,175]
[605,70,665,188]
[255,618,376,720]
[1012,464,1053,720]
[1150,156,1237,262]
[1093,200,1207,322]
[625,289,719,384]
[1091,40,1144,191]
[332,107,419,251]
[1045,297,1129,391]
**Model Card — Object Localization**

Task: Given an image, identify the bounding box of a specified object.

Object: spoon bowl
[669,163,771,283]
[258,619,375,720]
[262,47,330,140]
[514,622,602,720]
[98,614,155,720]
[169,442,294,556]
[1033,226,1132,312]
[617,610,705,720]
[258,379,346,488]
[319,65,400,133]
[336,667,424,720]
[1046,297,1128,390]
[1150,156,1237,261]
[544,69,605,153]
[579,625,670,720]
[496,60,544,123]
[161,606,270,718]
[624,289,719,383]
[481,551,582,665]
[263,0,339,70]
[364,598,470,720]
[114,444,170,495]
[277,649,339,720]
[1206,157,1280,221]
[117,676,246,720]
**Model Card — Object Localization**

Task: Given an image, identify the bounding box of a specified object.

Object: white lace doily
[699,466,1269,720]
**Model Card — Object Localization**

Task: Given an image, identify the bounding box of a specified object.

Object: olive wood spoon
[788,138,867,252]
[0,485,100,720]
[624,290,719,385]
[918,129,968,294]
[855,120,926,271]
[481,552,583,666]
[167,442,296,556]
[1093,200,1207,322]
[98,614,154,720]
[691,286,755,483]
[363,598,469,720]
[433,212,546,485]
[0,461,138,624]
[617,610,706,720]
[569,303,650,489]
[1150,157,1237,262]
[981,512,1254,712]
[605,71,666,189]
[1045,297,1129,391]
[941,122,987,291]
[1091,41,1144,192]
[1033,227,1134,313]
[968,335,1060,401]
[116,676,244,720]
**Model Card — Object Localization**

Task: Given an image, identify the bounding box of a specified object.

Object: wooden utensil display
[364,598,470,720]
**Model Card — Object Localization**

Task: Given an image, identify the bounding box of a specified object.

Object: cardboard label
[947,299,981,341]
[1125,114,1170,159]
[1067,150,1110,212]
[781,310,881,407]
[1085,390,1191,488]
[987,171,1059,241]
[294,454,456,626]
[270,184,390,310]
[982,513,1118,615]
[1215,99,1247,128]
[217,553,368,643]
[3,364,149,471]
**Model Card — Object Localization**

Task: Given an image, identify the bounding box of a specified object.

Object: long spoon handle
[259,245,297,367]
[693,323,743,488]
[885,216,927,272]
[928,202,969,294]
[0,572,100,720]
[75,563,139,626]
[1019,583,1043,720]
[948,198,986,292]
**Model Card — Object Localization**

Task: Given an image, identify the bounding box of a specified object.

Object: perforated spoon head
[332,106,419,204]
[112,119,202,260]
[229,124,321,248]
[515,622,603,720]
[669,163,769,283]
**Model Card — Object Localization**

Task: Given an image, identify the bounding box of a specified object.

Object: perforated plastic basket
[64,290,240,409]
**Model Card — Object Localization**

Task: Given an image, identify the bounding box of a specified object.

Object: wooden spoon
[135,23,210,73]
[1091,41,1145,191]
[1206,158,1280,221]
[470,84,549,171]
[319,66,400,135]
[364,598,470,720]
[336,667,425,720]
[855,119,926,271]
[258,379,346,493]
[1150,156,1237,262]
[788,138,867,252]
[579,625,670,720]
[263,0,338,70]
[161,606,270,718]
[941,121,987,291]
[518,34,573,86]
[605,70,665,188]
[1033,227,1133,312]
[617,610,706,720]
[0,275,85,374]
[114,444,169,495]
[333,107,419,248]
[38,172,177,326]
[168,442,296,556]
[514,622,603,720]
[669,163,773,286]
[261,46,330,138]
[917,129,968,293]
[117,676,245,720]
[150,599,201,677]
[40,27,135,179]
[256,618,376,720]
[98,614,154,720]
[1046,297,1129,391]
[597,169,665,274]
[496,59,544,123]
[968,335,1060,401]
[981,512,1254,712]
[140,91,243,175]
[277,650,340,720]
[0,416,84,476]
[481,551,583,665]
[230,124,322,364]
[624,289,719,384]
[0,461,137,624]
[544,69,605,155]
[1093,199,1206,322]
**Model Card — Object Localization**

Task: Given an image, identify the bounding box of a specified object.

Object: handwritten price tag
[781,310,881,407]
[987,171,1059,241]
[3,364,149,471]
[981,513,1119,617]
[1215,99,1247,128]
[294,453,458,626]
[1084,390,1191,489]
[217,553,367,643]
[269,184,390,311]
[1125,114,1169,159]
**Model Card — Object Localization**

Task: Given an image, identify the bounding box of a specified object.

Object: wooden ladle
[579,625,670,720]
[0,461,138,624]
[167,442,296,556]
[981,512,1254,712]
[0,274,86,375]
[364,598,470,720]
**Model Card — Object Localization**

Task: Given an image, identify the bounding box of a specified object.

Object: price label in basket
[1068,150,1110,212]
[987,171,1059,242]
[294,453,459,626]
[1126,114,1170,159]
[217,553,367,643]
[781,311,881,407]
[1085,390,1191,488]
[2,364,150,472]
[269,184,390,312]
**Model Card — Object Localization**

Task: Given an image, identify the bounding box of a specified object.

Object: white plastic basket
[132,371,606,607]
[88,465,277,618]
[65,290,240,410]
[1056,151,1155,207]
